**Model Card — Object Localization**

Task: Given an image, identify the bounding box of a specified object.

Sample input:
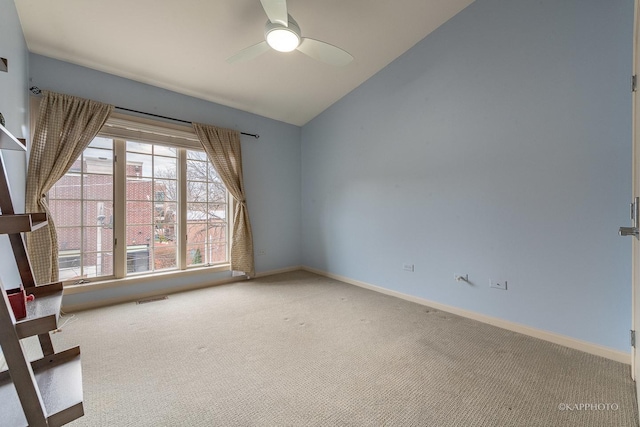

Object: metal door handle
[619,226,639,237]
[619,197,640,239]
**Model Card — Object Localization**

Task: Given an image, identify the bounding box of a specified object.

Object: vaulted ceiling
[15,0,474,126]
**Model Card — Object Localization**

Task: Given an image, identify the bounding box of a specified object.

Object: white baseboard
[302,266,631,365]
[254,265,303,278]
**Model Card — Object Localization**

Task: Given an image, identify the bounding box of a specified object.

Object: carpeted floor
[46,270,638,426]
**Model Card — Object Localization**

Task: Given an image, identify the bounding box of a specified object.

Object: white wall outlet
[256,249,266,256]
[403,263,414,272]
[490,280,507,290]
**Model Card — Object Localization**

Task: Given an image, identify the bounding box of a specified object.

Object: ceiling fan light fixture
[264,16,301,53]
[266,28,300,52]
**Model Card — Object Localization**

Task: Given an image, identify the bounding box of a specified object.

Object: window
[48,117,230,282]
[125,141,178,273]
[49,137,114,280]
[186,150,228,267]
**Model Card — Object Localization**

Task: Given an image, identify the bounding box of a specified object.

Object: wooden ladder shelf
[0,124,84,426]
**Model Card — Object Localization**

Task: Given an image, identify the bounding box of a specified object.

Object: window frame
[49,113,232,286]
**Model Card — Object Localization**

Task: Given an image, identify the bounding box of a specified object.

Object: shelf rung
[14,282,64,339]
[0,124,26,152]
[0,213,48,234]
[0,347,84,427]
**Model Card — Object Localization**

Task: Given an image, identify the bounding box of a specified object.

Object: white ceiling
[14,0,474,126]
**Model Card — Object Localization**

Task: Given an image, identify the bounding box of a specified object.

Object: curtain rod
[29,86,260,139]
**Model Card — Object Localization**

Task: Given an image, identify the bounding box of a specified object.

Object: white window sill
[62,264,232,295]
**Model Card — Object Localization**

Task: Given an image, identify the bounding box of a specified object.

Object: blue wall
[0,0,29,288]
[28,54,302,307]
[301,0,634,352]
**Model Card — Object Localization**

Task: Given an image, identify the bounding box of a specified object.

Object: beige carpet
[47,270,638,426]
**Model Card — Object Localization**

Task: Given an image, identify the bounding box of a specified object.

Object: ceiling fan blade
[260,0,288,26]
[297,38,353,67]
[226,41,270,64]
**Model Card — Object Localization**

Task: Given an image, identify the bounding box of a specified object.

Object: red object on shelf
[6,286,34,320]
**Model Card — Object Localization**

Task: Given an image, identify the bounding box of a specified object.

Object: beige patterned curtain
[193,123,255,277]
[26,91,113,284]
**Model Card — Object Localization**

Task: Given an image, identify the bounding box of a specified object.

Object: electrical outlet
[256,249,266,257]
[403,263,414,272]
[490,280,507,290]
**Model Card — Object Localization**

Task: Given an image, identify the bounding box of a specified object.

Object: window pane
[81,252,114,277]
[155,199,176,243]
[50,200,81,227]
[50,175,81,200]
[186,223,227,266]
[59,263,82,281]
[59,248,82,280]
[83,175,113,200]
[187,181,207,202]
[187,244,205,266]
[126,153,152,178]
[208,224,228,264]
[154,180,177,202]
[186,223,207,244]
[154,244,176,270]
[209,203,227,221]
[187,203,208,220]
[156,222,176,243]
[208,182,226,204]
[127,178,153,201]
[155,202,177,221]
[126,201,152,225]
[154,156,176,178]
[57,227,81,252]
[186,159,208,182]
[127,246,150,273]
[83,149,113,175]
[127,225,153,246]
[83,226,113,252]
[84,201,113,228]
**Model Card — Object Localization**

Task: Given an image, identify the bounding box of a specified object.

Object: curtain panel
[26,91,113,284]
[193,123,255,277]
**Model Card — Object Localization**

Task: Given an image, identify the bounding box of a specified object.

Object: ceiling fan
[227,0,353,66]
